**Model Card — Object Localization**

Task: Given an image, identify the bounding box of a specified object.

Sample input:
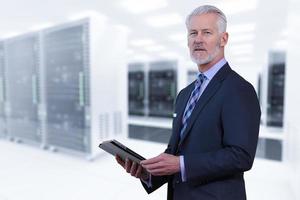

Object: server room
[0,0,299,199]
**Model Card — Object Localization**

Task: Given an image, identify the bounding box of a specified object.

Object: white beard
[190,44,221,65]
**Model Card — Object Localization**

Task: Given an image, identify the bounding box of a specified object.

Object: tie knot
[195,73,205,86]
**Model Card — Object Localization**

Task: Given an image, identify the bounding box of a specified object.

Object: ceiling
[0,0,289,69]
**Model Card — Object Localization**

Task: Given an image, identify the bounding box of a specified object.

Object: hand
[115,155,149,180]
[140,153,180,176]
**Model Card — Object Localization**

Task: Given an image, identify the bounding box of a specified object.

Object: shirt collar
[200,58,227,81]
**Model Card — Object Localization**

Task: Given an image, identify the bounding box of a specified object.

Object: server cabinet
[44,23,88,152]
[43,17,127,157]
[148,61,177,118]
[128,60,190,143]
[256,138,282,161]
[4,33,41,142]
[267,52,285,127]
[0,42,6,138]
[128,63,145,116]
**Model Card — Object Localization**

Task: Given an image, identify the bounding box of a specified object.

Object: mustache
[193,42,205,47]
[193,44,206,50]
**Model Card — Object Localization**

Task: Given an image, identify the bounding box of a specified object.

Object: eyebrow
[188,28,213,32]
[188,29,198,33]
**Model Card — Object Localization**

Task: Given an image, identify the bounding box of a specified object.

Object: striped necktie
[180,73,206,139]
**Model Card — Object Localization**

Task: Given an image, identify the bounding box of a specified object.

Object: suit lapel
[171,84,194,153]
[178,64,232,147]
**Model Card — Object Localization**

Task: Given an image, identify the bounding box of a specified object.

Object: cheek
[207,39,220,50]
[216,36,223,47]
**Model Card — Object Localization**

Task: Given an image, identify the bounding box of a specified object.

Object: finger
[140,155,162,165]
[130,162,137,176]
[143,162,164,171]
[148,168,168,176]
[116,155,125,167]
[125,159,132,173]
[135,165,142,178]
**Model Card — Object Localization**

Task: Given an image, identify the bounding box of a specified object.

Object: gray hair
[185,5,227,33]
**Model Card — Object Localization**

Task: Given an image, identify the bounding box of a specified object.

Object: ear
[220,32,228,47]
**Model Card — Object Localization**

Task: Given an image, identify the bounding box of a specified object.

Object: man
[116,5,261,200]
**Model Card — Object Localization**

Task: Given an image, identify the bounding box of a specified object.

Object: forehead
[188,13,219,30]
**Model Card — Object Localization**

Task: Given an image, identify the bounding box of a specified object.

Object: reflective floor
[0,138,295,200]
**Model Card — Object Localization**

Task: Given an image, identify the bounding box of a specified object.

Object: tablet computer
[99,140,146,164]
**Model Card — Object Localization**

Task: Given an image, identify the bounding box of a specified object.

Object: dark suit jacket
[142,63,261,200]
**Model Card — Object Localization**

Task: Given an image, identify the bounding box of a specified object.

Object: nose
[193,33,204,43]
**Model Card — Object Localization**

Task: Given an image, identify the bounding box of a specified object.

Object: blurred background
[0,0,299,199]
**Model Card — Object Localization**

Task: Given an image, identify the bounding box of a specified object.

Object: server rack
[255,51,285,161]
[42,17,127,158]
[256,138,282,161]
[4,33,41,143]
[267,52,285,127]
[148,61,177,118]
[0,41,6,138]
[128,63,145,116]
[128,60,190,143]
[43,22,88,153]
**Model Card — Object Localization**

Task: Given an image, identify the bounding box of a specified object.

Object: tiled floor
[0,138,296,200]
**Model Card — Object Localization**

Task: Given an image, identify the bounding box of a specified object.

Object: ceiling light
[217,0,257,15]
[129,53,152,62]
[129,39,155,47]
[159,51,181,59]
[144,45,166,52]
[120,0,168,14]
[146,13,183,27]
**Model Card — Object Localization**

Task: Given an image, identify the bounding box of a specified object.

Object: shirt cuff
[180,155,187,182]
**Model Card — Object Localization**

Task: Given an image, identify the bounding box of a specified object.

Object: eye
[189,31,197,36]
[204,31,212,35]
